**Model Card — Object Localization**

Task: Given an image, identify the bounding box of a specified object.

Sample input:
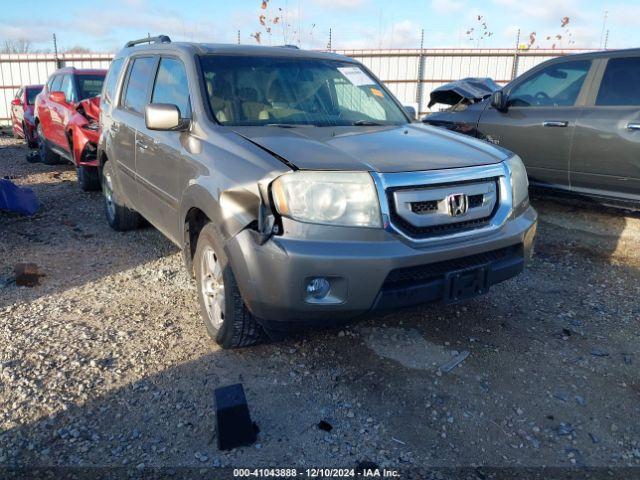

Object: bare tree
[64,45,92,53]
[1,38,32,54]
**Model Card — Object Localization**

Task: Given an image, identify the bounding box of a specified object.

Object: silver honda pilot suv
[98,36,537,348]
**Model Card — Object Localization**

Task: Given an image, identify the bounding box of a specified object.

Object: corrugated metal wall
[1,49,591,126]
[0,53,113,127]
[337,48,593,114]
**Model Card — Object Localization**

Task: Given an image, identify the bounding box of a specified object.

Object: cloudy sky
[1,0,636,52]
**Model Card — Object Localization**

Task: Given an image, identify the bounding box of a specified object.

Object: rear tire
[37,123,59,165]
[77,165,100,191]
[194,222,264,349]
[101,159,141,231]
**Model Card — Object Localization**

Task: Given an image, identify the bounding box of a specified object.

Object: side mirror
[490,91,508,112]
[11,98,22,106]
[50,91,67,103]
[145,103,189,131]
[403,105,417,120]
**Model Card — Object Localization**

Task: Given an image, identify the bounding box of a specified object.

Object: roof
[52,67,107,76]
[116,41,355,62]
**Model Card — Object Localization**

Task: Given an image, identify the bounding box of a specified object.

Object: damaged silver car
[98,36,537,348]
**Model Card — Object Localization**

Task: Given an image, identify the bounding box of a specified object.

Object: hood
[75,96,101,122]
[232,124,507,173]
[428,77,500,108]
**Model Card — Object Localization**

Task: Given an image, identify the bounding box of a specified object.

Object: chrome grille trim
[392,180,498,227]
[370,162,513,245]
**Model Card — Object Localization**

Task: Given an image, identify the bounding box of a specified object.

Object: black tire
[77,165,100,191]
[23,122,37,149]
[37,123,60,165]
[194,222,264,348]
[101,159,141,231]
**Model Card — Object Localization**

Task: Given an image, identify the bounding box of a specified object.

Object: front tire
[37,123,59,165]
[77,165,100,191]
[101,160,141,231]
[24,122,37,148]
[194,223,264,349]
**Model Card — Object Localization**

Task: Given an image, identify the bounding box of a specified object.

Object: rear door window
[151,58,191,118]
[508,60,591,107]
[595,57,640,106]
[122,57,157,114]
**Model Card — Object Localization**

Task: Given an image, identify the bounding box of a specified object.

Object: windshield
[76,74,105,101]
[199,55,408,126]
[26,87,43,105]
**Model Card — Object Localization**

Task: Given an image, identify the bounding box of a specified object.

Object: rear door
[111,56,158,207]
[40,75,62,142]
[50,74,74,148]
[135,56,192,241]
[477,59,593,189]
[570,55,640,200]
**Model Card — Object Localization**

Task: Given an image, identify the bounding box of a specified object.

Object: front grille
[411,200,438,214]
[388,178,500,239]
[383,244,522,288]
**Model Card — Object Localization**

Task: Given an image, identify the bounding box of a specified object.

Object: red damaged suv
[35,67,106,190]
[11,84,43,148]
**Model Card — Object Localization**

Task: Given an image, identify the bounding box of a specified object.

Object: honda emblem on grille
[447,193,468,216]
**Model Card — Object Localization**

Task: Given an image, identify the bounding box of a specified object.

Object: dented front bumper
[225,206,537,329]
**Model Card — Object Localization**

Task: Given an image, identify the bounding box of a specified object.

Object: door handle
[543,121,568,127]
[135,140,148,150]
[627,123,640,131]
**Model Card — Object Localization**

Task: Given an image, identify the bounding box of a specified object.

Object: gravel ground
[1,135,639,474]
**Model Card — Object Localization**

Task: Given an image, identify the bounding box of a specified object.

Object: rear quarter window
[103,58,124,105]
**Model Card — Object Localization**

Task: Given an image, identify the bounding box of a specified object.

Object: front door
[571,56,640,200]
[477,59,593,189]
[135,57,192,242]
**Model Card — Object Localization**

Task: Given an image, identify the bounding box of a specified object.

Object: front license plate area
[444,264,490,304]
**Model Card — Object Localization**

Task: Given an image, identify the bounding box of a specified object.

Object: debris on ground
[0,177,39,215]
[13,262,43,287]
[214,383,257,451]
[439,350,470,373]
[318,420,333,432]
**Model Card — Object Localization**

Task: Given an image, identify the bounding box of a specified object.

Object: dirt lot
[1,136,639,475]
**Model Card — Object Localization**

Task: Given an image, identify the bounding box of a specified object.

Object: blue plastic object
[0,178,39,216]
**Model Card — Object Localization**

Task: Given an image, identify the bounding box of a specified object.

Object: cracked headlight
[271,171,382,228]
[506,155,529,210]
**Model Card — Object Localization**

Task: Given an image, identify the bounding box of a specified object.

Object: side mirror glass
[145,103,189,131]
[50,91,67,103]
[403,105,417,120]
[491,91,508,112]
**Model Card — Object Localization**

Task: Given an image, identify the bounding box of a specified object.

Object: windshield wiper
[351,120,384,126]
[265,123,315,128]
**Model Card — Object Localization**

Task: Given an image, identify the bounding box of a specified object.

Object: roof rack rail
[125,35,171,48]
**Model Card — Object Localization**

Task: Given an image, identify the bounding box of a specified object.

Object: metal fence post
[415,29,425,115]
[511,29,520,80]
[53,33,62,69]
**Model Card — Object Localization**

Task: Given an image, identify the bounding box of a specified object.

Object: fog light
[306,277,331,299]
